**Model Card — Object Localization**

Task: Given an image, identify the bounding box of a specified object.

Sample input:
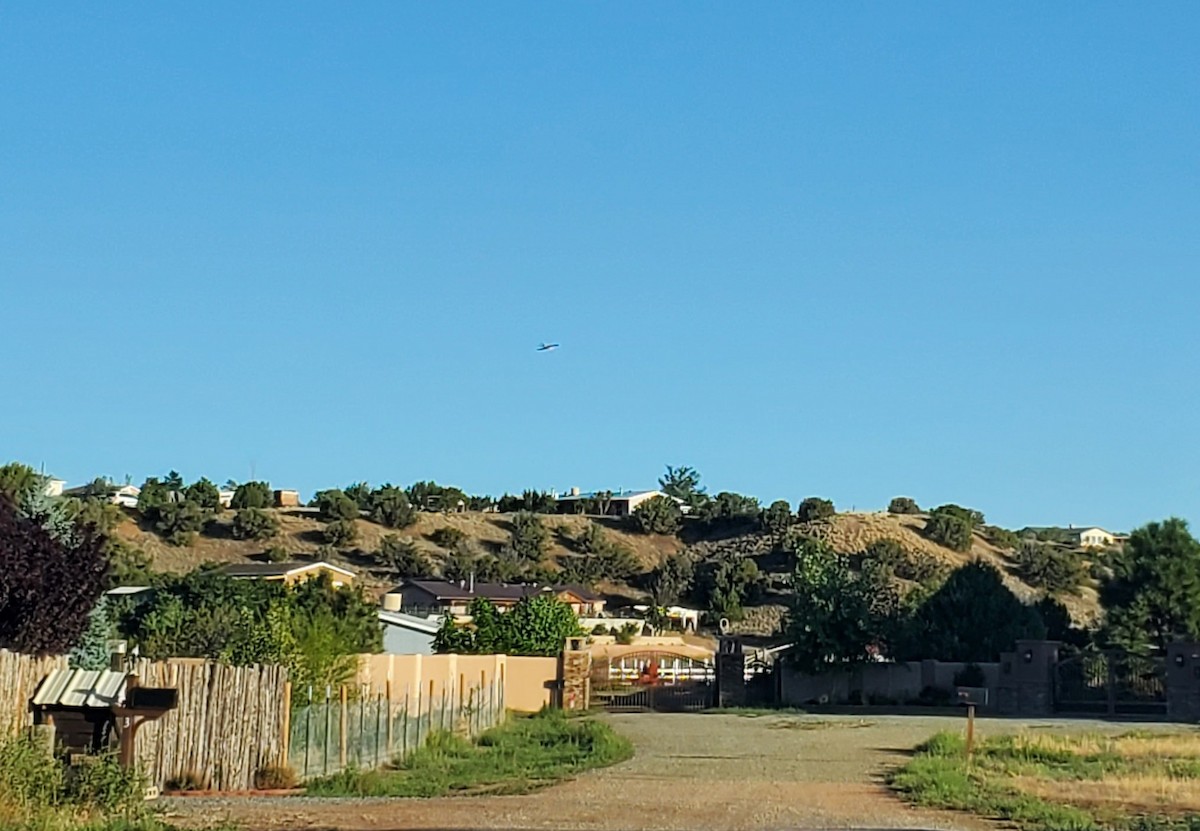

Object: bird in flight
[537,343,560,352]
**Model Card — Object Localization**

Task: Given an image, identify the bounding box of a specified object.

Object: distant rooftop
[397,578,600,603]
[555,489,660,500]
[221,561,356,579]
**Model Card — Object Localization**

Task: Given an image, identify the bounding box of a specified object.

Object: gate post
[561,637,591,712]
[1011,640,1060,716]
[1166,643,1200,722]
[716,638,747,709]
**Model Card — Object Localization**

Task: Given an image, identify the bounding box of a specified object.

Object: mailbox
[957,686,989,707]
[125,686,178,714]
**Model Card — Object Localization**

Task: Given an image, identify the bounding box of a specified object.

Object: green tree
[698,492,760,526]
[322,518,359,549]
[136,477,172,517]
[506,511,549,562]
[696,552,760,619]
[314,489,360,521]
[69,597,114,670]
[378,535,434,577]
[155,499,208,546]
[106,540,153,588]
[896,561,1045,662]
[888,496,922,515]
[230,481,273,510]
[1100,518,1200,653]
[632,495,682,535]
[0,496,110,655]
[433,596,582,656]
[865,538,945,584]
[1015,540,1084,594]
[759,500,793,537]
[65,497,124,535]
[785,540,881,673]
[231,507,280,541]
[369,486,417,529]
[649,553,694,606]
[0,462,42,503]
[796,497,835,523]
[344,482,373,511]
[184,478,222,514]
[658,465,707,511]
[430,526,467,549]
[924,505,976,552]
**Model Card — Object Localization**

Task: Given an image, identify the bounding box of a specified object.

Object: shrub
[155,499,208,546]
[925,508,975,552]
[430,526,467,549]
[165,769,210,792]
[322,518,359,548]
[254,764,298,791]
[184,478,223,514]
[632,495,682,535]
[1016,540,1084,594]
[614,622,639,645]
[506,511,549,562]
[263,544,289,563]
[231,481,273,510]
[888,497,921,515]
[69,752,146,812]
[314,489,360,521]
[231,507,280,541]
[759,500,793,536]
[796,497,835,523]
[370,486,417,529]
[378,535,434,577]
[866,538,945,583]
[983,525,1021,550]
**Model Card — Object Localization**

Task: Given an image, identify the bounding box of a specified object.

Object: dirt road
[166,712,1133,831]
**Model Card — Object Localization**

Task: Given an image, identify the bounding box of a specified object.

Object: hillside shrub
[231,481,273,510]
[925,507,975,552]
[759,500,793,536]
[371,486,418,528]
[322,518,359,549]
[1016,540,1084,594]
[430,526,467,549]
[378,535,434,577]
[505,511,549,562]
[983,525,1021,550]
[888,497,921,515]
[632,495,682,535]
[796,497,835,523]
[155,500,208,546]
[184,478,223,514]
[231,507,280,541]
[314,489,360,522]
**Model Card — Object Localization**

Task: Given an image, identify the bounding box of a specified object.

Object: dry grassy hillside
[115,509,682,596]
[808,512,1101,624]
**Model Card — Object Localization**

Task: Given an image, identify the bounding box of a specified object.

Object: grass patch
[305,709,633,798]
[891,729,1200,831]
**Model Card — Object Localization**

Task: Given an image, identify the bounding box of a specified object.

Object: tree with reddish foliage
[0,497,109,655]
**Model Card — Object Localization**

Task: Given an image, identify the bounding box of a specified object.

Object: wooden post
[965,704,976,768]
[281,682,292,767]
[385,680,393,756]
[428,679,435,740]
[339,686,348,768]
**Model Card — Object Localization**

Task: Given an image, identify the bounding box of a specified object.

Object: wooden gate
[590,651,714,712]
[1055,650,1166,716]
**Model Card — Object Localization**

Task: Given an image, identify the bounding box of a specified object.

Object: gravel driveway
[164,712,1154,831]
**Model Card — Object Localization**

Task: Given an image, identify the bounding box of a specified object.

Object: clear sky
[2,3,1197,531]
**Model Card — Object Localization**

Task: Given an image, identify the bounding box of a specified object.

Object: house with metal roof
[220,560,356,588]
[554,488,681,517]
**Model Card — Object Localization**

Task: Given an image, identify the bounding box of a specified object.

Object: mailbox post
[957,686,988,765]
[112,675,179,771]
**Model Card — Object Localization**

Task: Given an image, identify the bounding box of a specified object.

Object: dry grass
[1006,731,1200,760]
[1016,774,1200,814]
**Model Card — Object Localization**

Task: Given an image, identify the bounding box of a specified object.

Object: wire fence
[287,676,506,779]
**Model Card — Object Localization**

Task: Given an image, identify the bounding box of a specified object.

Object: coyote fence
[0,649,67,737]
[288,674,506,779]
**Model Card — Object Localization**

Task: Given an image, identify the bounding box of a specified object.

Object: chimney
[570,486,580,497]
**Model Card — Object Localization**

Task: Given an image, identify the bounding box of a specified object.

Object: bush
[184,478,223,514]
[983,525,1021,551]
[632,495,682,535]
[322,518,359,549]
[231,507,280,541]
[314,489,360,521]
[165,769,210,792]
[254,764,298,791]
[1016,541,1084,594]
[866,538,944,583]
[430,526,467,549]
[925,508,975,552]
[370,486,417,529]
[69,752,146,812]
[614,622,639,645]
[378,535,434,577]
[796,497,835,523]
[506,511,549,562]
[155,499,208,546]
[231,480,274,510]
[888,497,921,515]
[759,500,793,536]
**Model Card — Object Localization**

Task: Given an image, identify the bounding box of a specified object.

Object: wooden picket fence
[0,649,66,737]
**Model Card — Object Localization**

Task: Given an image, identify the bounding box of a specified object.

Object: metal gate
[590,651,714,712]
[1055,650,1166,716]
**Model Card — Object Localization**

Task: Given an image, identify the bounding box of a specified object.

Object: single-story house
[378,610,441,655]
[1068,527,1120,549]
[221,561,356,588]
[43,478,67,498]
[274,489,302,508]
[63,483,141,508]
[386,579,605,618]
[555,488,684,517]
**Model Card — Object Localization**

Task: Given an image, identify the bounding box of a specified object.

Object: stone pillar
[1010,640,1060,716]
[561,637,591,712]
[1165,642,1200,722]
[716,638,747,708]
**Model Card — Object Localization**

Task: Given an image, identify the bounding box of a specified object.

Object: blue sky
[2,3,1197,531]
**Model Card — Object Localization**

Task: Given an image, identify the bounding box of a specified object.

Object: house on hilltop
[63,482,141,508]
[554,487,682,517]
[386,578,605,618]
[220,560,356,588]
[1067,527,1123,549]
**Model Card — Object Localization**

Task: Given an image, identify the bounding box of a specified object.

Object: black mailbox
[126,687,178,713]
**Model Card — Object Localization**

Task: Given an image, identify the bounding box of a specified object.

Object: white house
[555,488,687,517]
[43,478,67,498]
[1070,527,1118,549]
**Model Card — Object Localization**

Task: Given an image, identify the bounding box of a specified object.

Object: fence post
[414,684,423,752]
[304,685,312,780]
[339,686,348,769]
[402,688,410,763]
[374,691,382,768]
[281,681,292,768]
[385,680,393,758]
[358,684,366,767]
[428,679,435,741]
[323,685,332,776]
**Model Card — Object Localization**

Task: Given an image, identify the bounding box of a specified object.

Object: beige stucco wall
[355,653,559,713]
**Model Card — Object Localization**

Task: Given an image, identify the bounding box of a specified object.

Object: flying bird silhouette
[537,343,560,352]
